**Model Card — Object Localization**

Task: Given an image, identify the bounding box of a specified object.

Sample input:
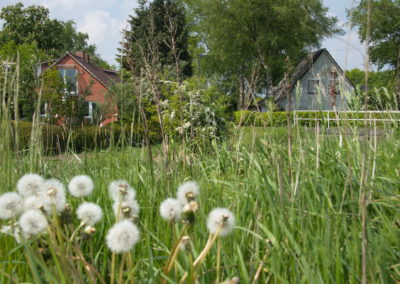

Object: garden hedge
[10,121,162,155]
[234,110,400,127]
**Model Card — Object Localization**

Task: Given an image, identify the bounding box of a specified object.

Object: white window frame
[59,68,78,96]
[84,101,96,124]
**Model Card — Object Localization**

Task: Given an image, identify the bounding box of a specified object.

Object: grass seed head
[19,209,48,236]
[207,208,235,237]
[106,220,140,254]
[68,175,94,197]
[17,174,45,198]
[76,202,103,226]
[0,192,23,220]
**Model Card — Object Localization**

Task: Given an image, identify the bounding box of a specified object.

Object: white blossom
[0,192,23,219]
[19,210,48,235]
[177,181,200,204]
[106,220,140,253]
[68,175,94,197]
[159,198,181,222]
[108,180,136,202]
[206,208,235,237]
[76,202,103,226]
[17,174,45,197]
[112,199,140,220]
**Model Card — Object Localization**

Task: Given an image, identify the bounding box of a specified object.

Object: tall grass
[1,121,399,282]
[0,57,399,283]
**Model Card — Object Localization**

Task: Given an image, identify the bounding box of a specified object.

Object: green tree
[0,3,110,67]
[119,0,192,78]
[184,0,341,109]
[349,0,400,95]
[0,41,46,119]
[346,68,397,109]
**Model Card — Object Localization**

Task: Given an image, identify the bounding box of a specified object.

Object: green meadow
[0,124,399,283]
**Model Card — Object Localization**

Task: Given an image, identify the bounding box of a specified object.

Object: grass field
[0,125,399,283]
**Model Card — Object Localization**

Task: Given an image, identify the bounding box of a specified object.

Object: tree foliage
[183,0,341,108]
[0,3,109,66]
[119,0,192,78]
[350,0,400,70]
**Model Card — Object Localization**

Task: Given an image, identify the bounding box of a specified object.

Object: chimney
[75,51,90,62]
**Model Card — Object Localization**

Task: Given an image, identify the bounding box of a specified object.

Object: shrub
[234,110,400,127]
[11,121,162,155]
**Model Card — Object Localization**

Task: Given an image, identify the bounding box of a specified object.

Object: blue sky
[0,0,365,70]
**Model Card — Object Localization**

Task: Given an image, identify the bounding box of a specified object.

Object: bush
[11,121,162,155]
[234,110,400,127]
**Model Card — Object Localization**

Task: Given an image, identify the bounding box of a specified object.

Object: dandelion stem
[69,222,85,242]
[118,253,126,284]
[126,252,134,284]
[216,238,221,283]
[110,252,116,284]
[162,222,189,282]
[180,226,222,283]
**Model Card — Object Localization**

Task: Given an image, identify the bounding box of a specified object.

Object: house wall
[279,51,354,110]
[57,56,108,103]
[56,55,117,125]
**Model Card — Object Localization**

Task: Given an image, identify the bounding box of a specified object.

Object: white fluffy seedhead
[43,179,66,201]
[68,175,94,197]
[108,180,136,202]
[76,202,103,226]
[206,208,235,237]
[177,181,200,204]
[0,192,23,219]
[35,179,67,215]
[159,198,181,222]
[106,220,140,253]
[17,174,45,198]
[112,199,140,220]
[23,193,46,211]
[19,209,48,236]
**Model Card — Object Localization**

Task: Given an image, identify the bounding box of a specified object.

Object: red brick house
[38,51,120,126]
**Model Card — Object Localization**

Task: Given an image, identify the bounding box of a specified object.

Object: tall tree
[119,0,192,78]
[349,0,400,98]
[184,0,341,109]
[0,3,109,66]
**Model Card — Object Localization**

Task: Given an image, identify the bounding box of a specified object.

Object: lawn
[0,125,399,283]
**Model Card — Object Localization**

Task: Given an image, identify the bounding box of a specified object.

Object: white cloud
[78,10,123,46]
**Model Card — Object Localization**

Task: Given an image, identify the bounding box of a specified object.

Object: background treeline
[1,0,399,151]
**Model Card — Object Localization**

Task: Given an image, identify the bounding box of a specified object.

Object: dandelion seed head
[19,209,48,235]
[76,202,103,226]
[159,198,181,222]
[23,194,46,211]
[43,179,66,200]
[0,192,23,219]
[177,181,200,204]
[206,208,235,237]
[16,174,45,198]
[108,180,136,202]
[106,220,140,253]
[68,175,94,197]
[112,199,140,220]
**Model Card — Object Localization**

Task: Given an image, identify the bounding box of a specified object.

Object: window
[308,80,319,94]
[84,101,97,124]
[59,68,78,95]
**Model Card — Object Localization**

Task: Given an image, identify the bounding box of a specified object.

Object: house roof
[272,48,354,104]
[48,52,120,88]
